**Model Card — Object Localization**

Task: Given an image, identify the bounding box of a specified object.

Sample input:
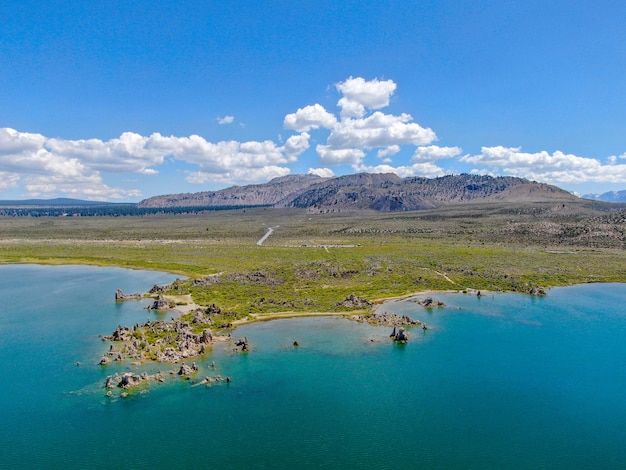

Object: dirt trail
[256,227,275,246]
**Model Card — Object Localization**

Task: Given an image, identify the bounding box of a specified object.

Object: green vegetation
[1,203,624,316]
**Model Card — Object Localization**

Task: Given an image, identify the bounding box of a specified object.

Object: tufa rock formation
[115,289,142,300]
[390,327,409,343]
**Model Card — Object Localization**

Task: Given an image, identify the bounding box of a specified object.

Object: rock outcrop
[416,297,446,307]
[105,371,164,390]
[390,327,409,343]
[337,294,372,308]
[115,289,142,300]
[147,295,170,310]
[352,311,423,327]
[233,337,249,352]
[102,318,227,364]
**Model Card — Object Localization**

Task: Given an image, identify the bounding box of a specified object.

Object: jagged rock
[148,295,170,310]
[99,356,110,365]
[149,284,169,294]
[529,287,547,296]
[105,374,121,389]
[234,337,249,352]
[201,329,213,344]
[417,297,446,307]
[119,372,144,388]
[115,289,141,300]
[358,312,422,327]
[178,363,196,376]
[104,325,132,342]
[205,304,222,315]
[390,327,409,343]
[337,294,372,308]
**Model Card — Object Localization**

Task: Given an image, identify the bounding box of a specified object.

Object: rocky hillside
[138,173,578,212]
[138,174,326,208]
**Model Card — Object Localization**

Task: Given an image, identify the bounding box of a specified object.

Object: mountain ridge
[138,173,579,212]
[583,190,626,203]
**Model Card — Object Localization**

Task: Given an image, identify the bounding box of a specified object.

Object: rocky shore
[100,287,440,393]
[100,315,235,365]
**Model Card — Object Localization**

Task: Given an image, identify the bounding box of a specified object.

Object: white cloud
[307,167,335,178]
[608,152,626,164]
[46,132,165,173]
[413,145,462,162]
[283,78,437,170]
[24,173,142,200]
[461,146,626,184]
[281,132,311,158]
[146,133,306,171]
[353,162,445,178]
[0,171,20,191]
[377,145,400,159]
[218,116,235,125]
[0,127,311,199]
[327,112,436,149]
[0,128,45,157]
[336,77,397,119]
[316,145,366,165]
[284,104,337,132]
[185,166,290,185]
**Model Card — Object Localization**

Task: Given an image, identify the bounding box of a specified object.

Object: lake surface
[1,265,626,469]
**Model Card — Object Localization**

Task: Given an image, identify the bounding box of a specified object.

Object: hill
[138,173,579,212]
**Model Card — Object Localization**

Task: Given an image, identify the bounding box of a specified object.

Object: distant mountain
[138,173,578,212]
[582,190,626,203]
[0,198,122,207]
[138,174,327,208]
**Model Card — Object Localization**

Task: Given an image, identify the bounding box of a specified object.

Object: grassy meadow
[1,203,625,318]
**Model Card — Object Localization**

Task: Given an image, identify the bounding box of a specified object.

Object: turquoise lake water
[1,264,626,469]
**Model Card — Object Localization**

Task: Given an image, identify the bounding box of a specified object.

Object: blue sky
[1,0,625,201]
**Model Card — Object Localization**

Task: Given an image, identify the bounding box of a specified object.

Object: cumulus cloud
[308,167,335,178]
[0,127,312,199]
[46,132,165,173]
[0,171,20,191]
[353,162,445,178]
[186,166,291,185]
[608,152,626,164]
[316,145,366,165]
[336,76,397,118]
[327,112,436,149]
[284,104,337,132]
[284,77,437,171]
[217,116,235,125]
[412,145,463,162]
[281,132,311,158]
[377,145,400,159]
[461,146,626,184]
[145,132,309,170]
